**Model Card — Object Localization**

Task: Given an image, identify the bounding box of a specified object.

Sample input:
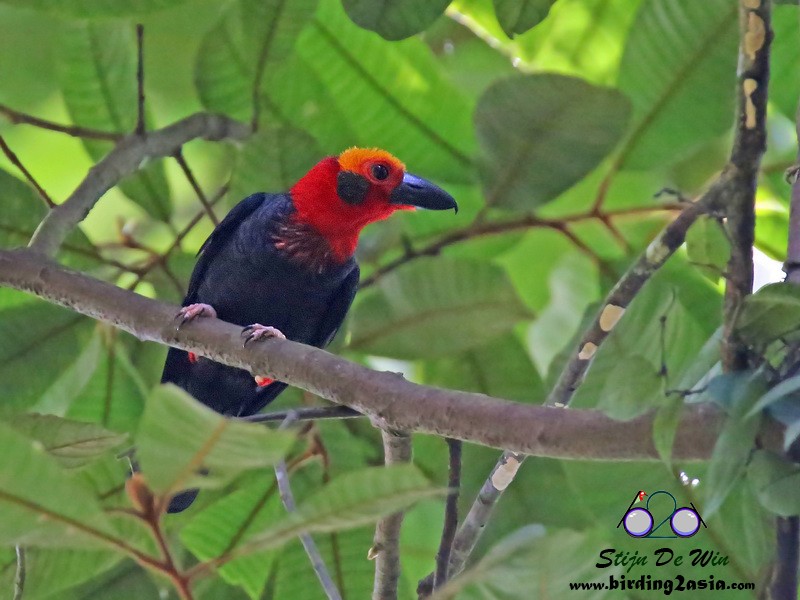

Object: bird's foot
[241,324,286,347]
[175,303,217,330]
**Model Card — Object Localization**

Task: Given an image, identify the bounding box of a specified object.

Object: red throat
[289,156,404,262]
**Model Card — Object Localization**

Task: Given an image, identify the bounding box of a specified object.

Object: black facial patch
[337,170,370,205]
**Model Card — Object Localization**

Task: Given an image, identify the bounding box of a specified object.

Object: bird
[160,147,457,511]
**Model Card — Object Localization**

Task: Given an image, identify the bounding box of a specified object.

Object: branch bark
[0,248,767,460]
[27,113,250,257]
[371,430,412,600]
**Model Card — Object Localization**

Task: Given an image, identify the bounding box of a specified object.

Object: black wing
[310,262,360,348]
[184,193,268,305]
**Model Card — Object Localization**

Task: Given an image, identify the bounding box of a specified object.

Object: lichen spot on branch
[490,456,521,491]
[599,304,625,332]
[578,342,598,360]
[645,238,671,265]
[744,12,765,63]
[743,78,759,130]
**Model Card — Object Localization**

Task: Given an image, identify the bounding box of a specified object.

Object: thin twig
[0,102,121,141]
[244,405,362,424]
[135,24,145,136]
[0,135,55,207]
[28,112,249,257]
[433,439,461,590]
[371,429,412,600]
[174,149,219,225]
[13,546,25,600]
[274,413,343,600]
[360,204,681,289]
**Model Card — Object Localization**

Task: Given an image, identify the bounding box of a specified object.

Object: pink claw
[175,303,217,331]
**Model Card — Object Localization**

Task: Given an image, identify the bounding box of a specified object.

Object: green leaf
[431,527,605,599]
[349,257,532,359]
[685,216,730,281]
[746,374,800,418]
[57,22,171,221]
[228,127,321,202]
[341,0,450,40]
[0,0,191,17]
[136,384,295,494]
[736,283,800,344]
[492,0,557,37]
[0,420,118,548]
[66,331,148,434]
[238,465,442,555]
[770,5,800,120]
[423,333,545,402]
[0,296,92,412]
[297,0,476,183]
[195,0,318,121]
[475,74,630,210]
[748,450,800,517]
[0,169,101,269]
[705,372,766,515]
[616,0,738,169]
[6,414,127,469]
[0,548,121,600]
[571,259,722,418]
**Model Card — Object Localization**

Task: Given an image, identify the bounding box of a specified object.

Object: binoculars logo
[618,490,707,539]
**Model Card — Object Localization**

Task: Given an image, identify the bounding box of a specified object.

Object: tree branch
[371,430,412,600]
[0,248,764,460]
[27,113,250,257]
[0,135,54,207]
[0,102,122,141]
[721,0,771,371]
[274,415,343,600]
[433,439,461,590]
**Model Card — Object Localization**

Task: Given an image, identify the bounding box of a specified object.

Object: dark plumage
[159,148,457,512]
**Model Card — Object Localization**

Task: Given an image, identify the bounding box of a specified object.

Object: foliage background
[0,0,795,597]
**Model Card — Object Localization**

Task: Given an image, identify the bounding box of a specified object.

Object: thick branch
[28,113,250,257]
[0,248,760,460]
[721,0,771,370]
[371,430,412,600]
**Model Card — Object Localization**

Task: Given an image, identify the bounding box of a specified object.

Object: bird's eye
[371,164,390,181]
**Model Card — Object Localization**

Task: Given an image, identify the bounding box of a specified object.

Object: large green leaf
[492,0,557,37]
[748,450,800,517]
[736,282,800,344]
[0,421,118,548]
[236,465,442,555]
[475,74,630,210]
[705,372,766,515]
[0,548,121,600]
[616,0,738,169]
[136,385,295,494]
[0,0,191,17]
[769,5,800,121]
[57,22,171,221]
[571,258,722,418]
[341,0,450,40]
[195,0,318,122]
[349,257,532,359]
[66,330,148,434]
[296,0,476,183]
[228,126,321,202]
[0,169,102,269]
[6,413,126,469]
[423,333,545,402]
[0,294,92,412]
[431,527,606,599]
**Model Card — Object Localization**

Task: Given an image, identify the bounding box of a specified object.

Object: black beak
[389,172,458,213]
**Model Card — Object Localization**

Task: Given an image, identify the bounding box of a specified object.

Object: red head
[290,147,457,261]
